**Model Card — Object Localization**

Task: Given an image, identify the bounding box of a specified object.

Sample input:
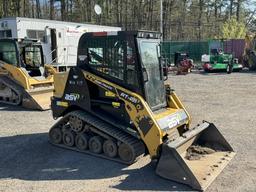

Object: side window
[87,37,124,81]
[106,40,124,80]
[88,48,103,66]
[0,41,18,66]
[27,30,45,42]
[0,30,12,38]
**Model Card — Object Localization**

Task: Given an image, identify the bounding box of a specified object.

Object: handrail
[47,45,79,66]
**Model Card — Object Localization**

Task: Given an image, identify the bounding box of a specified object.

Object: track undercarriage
[49,110,145,164]
[0,76,22,106]
[0,75,53,110]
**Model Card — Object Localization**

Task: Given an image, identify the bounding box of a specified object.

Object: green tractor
[202,40,243,73]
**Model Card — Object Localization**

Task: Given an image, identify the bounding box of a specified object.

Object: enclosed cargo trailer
[0,17,121,71]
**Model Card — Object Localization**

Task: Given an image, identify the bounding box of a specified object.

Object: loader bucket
[22,86,53,110]
[156,122,235,191]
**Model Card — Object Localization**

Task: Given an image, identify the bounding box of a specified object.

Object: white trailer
[0,17,121,70]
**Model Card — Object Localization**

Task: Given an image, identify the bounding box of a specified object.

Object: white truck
[0,17,121,70]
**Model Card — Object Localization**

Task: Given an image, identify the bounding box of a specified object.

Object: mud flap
[156,122,235,191]
[22,87,53,110]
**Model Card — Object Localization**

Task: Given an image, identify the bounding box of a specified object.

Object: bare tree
[35,0,41,18]
[230,0,234,17]
[3,0,8,17]
[50,0,55,19]
[236,0,241,21]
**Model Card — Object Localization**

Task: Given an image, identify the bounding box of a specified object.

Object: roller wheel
[10,91,19,104]
[89,136,103,154]
[69,115,83,132]
[63,130,75,147]
[75,133,89,150]
[103,140,117,158]
[118,143,135,163]
[49,127,62,144]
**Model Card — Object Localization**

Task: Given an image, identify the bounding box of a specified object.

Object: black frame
[77,31,145,96]
[77,31,165,110]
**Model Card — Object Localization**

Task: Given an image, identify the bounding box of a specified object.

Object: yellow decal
[105,91,116,97]
[56,101,69,107]
[112,102,120,108]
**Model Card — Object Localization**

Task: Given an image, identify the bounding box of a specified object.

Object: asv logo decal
[168,116,180,129]
[65,93,80,101]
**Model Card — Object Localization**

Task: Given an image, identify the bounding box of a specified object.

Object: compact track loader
[49,31,235,191]
[0,38,56,110]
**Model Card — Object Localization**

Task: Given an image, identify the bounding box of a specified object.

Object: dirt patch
[185,145,216,160]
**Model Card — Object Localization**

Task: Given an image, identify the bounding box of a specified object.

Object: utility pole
[160,0,163,41]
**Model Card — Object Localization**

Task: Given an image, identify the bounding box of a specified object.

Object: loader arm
[84,71,191,157]
[1,63,54,89]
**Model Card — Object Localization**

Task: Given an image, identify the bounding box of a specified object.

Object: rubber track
[0,76,23,105]
[49,110,146,164]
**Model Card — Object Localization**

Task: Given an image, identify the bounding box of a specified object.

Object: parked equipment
[202,40,243,73]
[0,38,56,110]
[174,52,194,75]
[243,33,256,70]
[49,31,235,191]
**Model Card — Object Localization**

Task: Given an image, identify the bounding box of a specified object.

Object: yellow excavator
[243,33,256,70]
[49,31,235,191]
[0,38,56,110]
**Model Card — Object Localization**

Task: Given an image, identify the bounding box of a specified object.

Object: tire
[226,64,233,74]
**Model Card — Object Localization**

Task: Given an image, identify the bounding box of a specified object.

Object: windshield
[140,41,160,71]
[22,45,43,67]
[138,39,166,110]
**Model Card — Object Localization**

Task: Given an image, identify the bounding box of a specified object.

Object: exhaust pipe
[156,122,235,191]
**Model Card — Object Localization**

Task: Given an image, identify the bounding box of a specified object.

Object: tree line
[0,0,255,40]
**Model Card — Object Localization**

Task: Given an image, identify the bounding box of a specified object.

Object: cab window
[0,41,18,66]
[80,35,140,91]
[23,46,42,67]
[86,36,124,81]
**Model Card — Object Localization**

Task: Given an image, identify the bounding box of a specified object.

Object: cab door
[137,38,166,111]
[0,39,19,67]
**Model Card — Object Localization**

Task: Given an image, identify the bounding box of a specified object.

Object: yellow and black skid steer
[0,38,56,110]
[49,31,235,191]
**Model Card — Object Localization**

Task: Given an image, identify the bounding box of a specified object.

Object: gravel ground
[0,71,256,192]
